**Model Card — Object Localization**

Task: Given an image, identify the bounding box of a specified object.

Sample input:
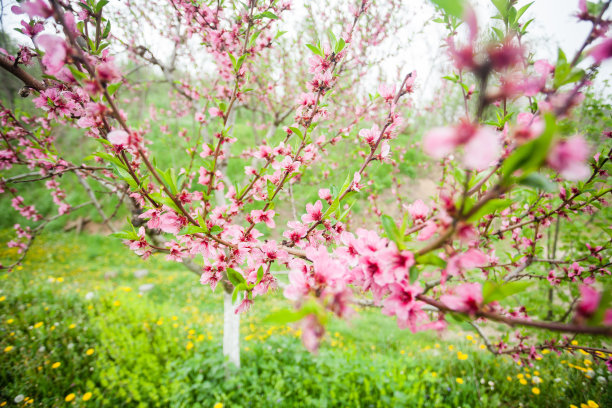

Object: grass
[0,231,611,407]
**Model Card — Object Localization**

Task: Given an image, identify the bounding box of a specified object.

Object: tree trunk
[223,288,241,368]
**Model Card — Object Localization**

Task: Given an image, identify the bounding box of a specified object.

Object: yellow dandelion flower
[85,348,94,356]
[69,324,76,329]
[113,301,120,307]
[172,316,178,321]
[581,404,589,408]
[519,379,528,385]
[587,401,599,408]
[479,344,486,350]
[542,349,550,354]
[457,352,468,361]
[4,346,13,352]
[534,371,540,376]
[570,405,578,408]
[34,322,43,329]
[400,350,405,355]
[51,362,61,369]
[448,345,454,351]
[571,340,578,345]
[517,374,524,379]
[245,335,254,341]
[213,403,223,408]
[466,335,473,341]
[0,296,5,301]
[56,277,64,283]
[65,393,75,402]
[532,387,540,395]
[82,392,92,401]
[6,319,13,324]
[431,372,437,377]
[156,320,163,326]
[186,341,194,350]
[456,378,464,384]
[584,359,592,366]
[507,376,512,381]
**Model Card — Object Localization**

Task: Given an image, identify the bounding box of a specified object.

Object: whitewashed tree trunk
[223,288,241,368]
[220,109,241,368]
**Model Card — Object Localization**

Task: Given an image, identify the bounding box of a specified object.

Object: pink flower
[577,285,600,317]
[158,210,186,234]
[378,83,396,103]
[11,0,53,18]
[359,124,380,146]
[251,209,275,228]
[234,298,253,314]
[107,130,129,147]
[318,188,332,203]
[36,35,68,75]
[406,199,429,222]
[462,127,501,170]
[382,282,426,332]
[423,122,500,170]
[301,200,323,224]
[301,314,325,352]
[417,220,437,241]
[590,37,612,64]
[547,135,590,181]
[446,249,488,276]
[440,283,483,314]
[200,269,222,291]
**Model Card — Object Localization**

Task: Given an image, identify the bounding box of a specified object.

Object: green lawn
[0,231,610,407]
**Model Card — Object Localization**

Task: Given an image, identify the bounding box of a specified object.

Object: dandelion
[186,341,194,350]
[400,350,405,355]
[457,352,468,360]
[51,362,61,369]
[85,348,94,356]
[113,300,120,307]
[466,335,473,341]
[34,322,43,329]
[479,344,486,350]
[82,392,92,401]
[4,346,13,352]
[6,319,13,324]
[448,345,454,351]
[456,378,464,384]
[69,324,76,329]
[213,403,223,408]
[519,379,527,385]
[532,387,540,395]
[587,401,599,408]
[507,376,512,381]
[65,393,75,402]
[0,296,5,301]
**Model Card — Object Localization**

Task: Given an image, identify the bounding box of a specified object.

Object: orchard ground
[0,231,610,408]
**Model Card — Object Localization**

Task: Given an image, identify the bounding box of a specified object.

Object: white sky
[1,0,610,102]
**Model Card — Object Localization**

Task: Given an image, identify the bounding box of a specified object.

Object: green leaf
[263,301,321,324]
[483,280,533,304]
[518,172,556,192]
[107,82,121,95]
[306,44,324,57]
[381,215,404,249]
[466,198,512,222]
[95,0,109,13]
[110,230,139,240]
[409,266,419,284]
[177,225,208,235]
[256,266,264,284]
[254,11,279,20]
[430,0,465,18]
[501,113,556,182]
[102,21,111,38]
[232,283,247,304]
[490,0,508,18]
[415,253,447,268]
[209,225,223,235]
[227,268,246,287]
